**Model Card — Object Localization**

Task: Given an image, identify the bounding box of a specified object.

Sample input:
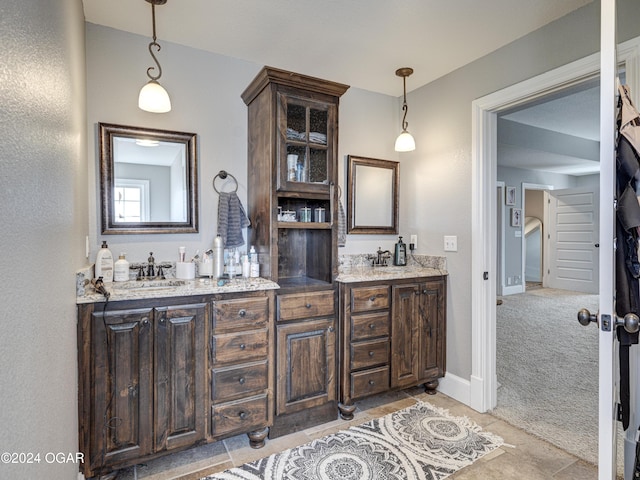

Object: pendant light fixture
[138,0,171,113]
[394,67,416,152]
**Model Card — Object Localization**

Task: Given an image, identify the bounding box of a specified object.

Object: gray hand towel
[217,192,250,248]
[338,199,347,247]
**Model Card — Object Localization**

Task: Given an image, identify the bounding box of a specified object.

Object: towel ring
[213,170,238,194]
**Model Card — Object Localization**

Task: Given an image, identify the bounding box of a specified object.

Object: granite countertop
[336,265,448,283]
[77,277,280,304]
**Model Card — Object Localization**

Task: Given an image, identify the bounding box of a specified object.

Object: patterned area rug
[203,401,503,480]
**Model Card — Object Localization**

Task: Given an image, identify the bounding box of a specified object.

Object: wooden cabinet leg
[424,379,439,395]
[338,402,356,421]
[247,427,269,448]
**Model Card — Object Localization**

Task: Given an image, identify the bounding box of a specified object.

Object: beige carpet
[492,287,624,473]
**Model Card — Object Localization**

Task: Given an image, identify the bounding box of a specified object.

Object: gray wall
[497,166,579,290]
[400,0,640,380]
[85,23,402,264]
[84,2,640,388]
[0,1,87,478]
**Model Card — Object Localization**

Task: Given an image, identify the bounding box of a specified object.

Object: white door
[596,1,617,477]
[545,187,599,294]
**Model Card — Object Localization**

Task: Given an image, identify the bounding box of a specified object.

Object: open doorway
[469,39,640,471]
[492,78,602,465]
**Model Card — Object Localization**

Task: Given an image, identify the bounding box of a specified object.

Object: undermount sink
[112,279,188,291]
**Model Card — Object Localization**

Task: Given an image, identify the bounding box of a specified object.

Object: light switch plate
[444,235,458,252]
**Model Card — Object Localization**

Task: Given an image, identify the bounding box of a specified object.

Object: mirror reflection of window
[113,136,187,223]
[114,179,149,222]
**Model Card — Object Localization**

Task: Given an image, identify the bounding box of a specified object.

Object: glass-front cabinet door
[277,92,336,194]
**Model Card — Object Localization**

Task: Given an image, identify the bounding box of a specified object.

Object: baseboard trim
[437,372,471,406]
[501,284,524,296]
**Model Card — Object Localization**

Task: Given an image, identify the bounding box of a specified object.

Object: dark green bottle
[394,236,407,266]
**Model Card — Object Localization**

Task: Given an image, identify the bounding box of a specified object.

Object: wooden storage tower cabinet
[242,67,349,437]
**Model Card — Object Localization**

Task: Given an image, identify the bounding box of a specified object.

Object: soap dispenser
[394,236,407,266]
[95,241,114,282]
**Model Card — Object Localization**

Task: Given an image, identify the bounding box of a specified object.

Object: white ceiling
[82,0,593,96]
[499,83,600,175]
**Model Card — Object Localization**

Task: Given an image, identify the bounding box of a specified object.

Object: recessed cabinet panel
[391,285,421,388]
[154,304,206,452]
[89,308,153,471]
[276,317,336,415]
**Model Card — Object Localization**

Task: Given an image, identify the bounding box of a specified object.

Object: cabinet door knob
[415,290,420,295]
[239,411,248,420]
[239,343,246,350]
[238,377,246,385]
[238,309,247,317]
[368,351,374,357]
[368,380,375,385]
[423,289,427,295]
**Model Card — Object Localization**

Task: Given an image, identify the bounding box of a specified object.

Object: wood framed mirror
[99,123,198,234]
[347,155,399,234]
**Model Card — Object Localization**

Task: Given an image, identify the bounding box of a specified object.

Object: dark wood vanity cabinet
[338,276,446,420]
[77,290,274,479]
[271,290,337,437]
[78,301,206,476]
[242,67,348,436]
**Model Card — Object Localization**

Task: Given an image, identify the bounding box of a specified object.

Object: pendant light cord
[401,73,409,131]
[146,2,163,81]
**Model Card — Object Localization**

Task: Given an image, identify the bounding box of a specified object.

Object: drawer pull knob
[368,351,375,357]
[239,411,248,420]
[368,380,375,386]
[238,377,246,385]
[369,323,376,330]
[369,296,376,302]
[239,343,246,350]
[306,303,312,309]
[238,309,247,317]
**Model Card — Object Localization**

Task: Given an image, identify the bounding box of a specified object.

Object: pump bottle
[394,236,407,266]
[95,240,114,282]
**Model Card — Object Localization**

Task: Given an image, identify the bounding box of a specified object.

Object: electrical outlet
[444,235,458,252]
[410,234,418,250]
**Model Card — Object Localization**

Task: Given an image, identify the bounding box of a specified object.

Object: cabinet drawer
[213,297,269,332]
[350,339,389,370]
[278,291,335,321]
[211,394,269,438]
[211,329,268,364]
[351,312,390,341]
[212,361,268,402]
[351,366,389,399]
[350,286,390,313]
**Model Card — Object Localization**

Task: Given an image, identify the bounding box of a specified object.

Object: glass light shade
[138,80,171,113]
[394,130,416,152]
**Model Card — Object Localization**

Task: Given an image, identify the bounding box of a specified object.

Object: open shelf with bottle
[277,196,331,229]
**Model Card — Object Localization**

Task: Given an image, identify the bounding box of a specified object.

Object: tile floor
[115,388,598,480]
